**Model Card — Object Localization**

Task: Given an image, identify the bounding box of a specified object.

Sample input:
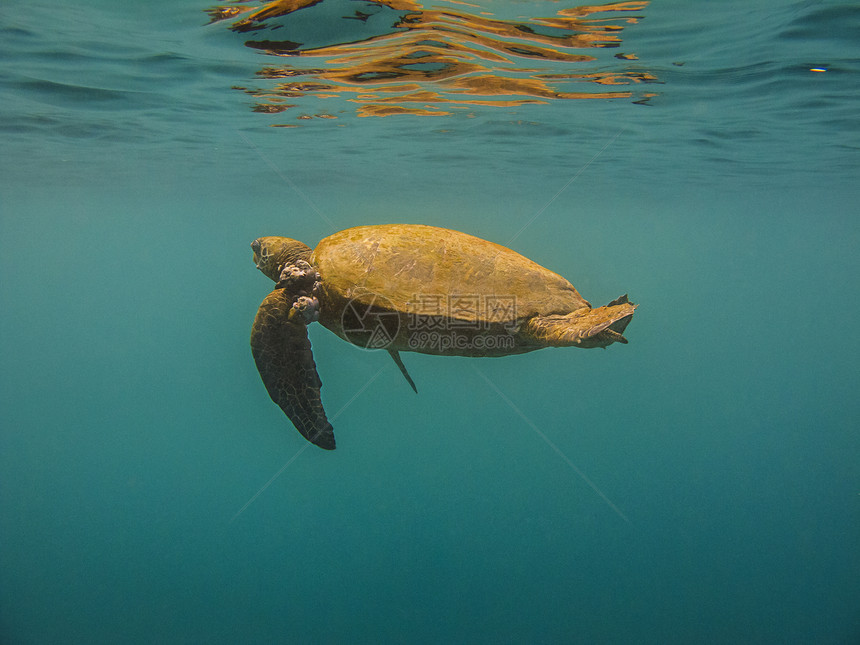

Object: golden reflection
[208,0,656,120]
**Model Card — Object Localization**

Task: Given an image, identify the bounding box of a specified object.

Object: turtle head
[251,236,313,282]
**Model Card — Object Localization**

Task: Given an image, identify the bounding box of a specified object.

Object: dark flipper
[251,289,335,450]
[388,349,418,393]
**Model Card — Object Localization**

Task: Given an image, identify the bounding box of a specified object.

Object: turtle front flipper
[251,288,335,450]
[522,295,637,349]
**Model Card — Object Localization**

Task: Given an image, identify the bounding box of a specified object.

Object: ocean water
[1,0,858,642]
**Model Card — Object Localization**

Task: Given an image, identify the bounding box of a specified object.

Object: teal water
[1,1,858,643]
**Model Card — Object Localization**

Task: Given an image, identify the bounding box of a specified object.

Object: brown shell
[311,224,589,327]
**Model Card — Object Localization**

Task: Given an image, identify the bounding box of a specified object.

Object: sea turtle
[250,224,637,450]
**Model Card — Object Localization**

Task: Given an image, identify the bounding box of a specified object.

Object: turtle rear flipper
[522,295,637,349]
[388,349,418,393]
[251,289,335,450]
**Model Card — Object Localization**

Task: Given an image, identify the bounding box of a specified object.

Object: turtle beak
[251,239,263,269]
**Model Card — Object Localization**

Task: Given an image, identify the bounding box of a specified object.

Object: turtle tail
[522,295,637,349]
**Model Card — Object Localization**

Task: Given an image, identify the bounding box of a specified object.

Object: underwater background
[1,0,858,643]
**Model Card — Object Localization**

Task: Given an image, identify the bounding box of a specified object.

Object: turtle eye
[251,239,261,254]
